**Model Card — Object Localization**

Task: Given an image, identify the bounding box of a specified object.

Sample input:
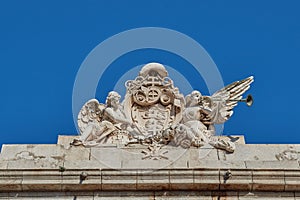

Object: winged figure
[72,63,254,153]
[172,76,254,152]
[73,92,139,146]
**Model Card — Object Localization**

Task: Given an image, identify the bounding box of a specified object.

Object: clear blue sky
[0,1,299,146]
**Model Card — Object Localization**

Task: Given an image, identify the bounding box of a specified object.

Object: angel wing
[77,99,106,134]
[208,76,254,124]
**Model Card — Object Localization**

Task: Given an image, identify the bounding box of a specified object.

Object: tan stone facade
[1,135,300,199]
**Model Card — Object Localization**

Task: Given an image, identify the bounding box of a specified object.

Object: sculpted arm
[104,107,132,125]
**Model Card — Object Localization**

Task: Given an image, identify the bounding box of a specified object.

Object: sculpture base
[0,135,299,199]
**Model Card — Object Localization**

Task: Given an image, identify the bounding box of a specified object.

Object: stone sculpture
[72,63,254,153]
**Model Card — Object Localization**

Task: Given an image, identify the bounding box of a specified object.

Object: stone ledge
[0,168,300,192]
[2,143,300,171]
[0,191,297,200]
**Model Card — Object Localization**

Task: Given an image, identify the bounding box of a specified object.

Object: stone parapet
[1,135,300,199]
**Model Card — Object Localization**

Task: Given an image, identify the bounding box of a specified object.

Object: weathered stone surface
[245,160,299,169]
[190,160,246,169]
[94,191,155,200]
[220,169,252,191]
[1,192,95,199]
[7,159,61,170]
[61,170,101,191]
[137,170,169,190]
[122,158,173,170]
[285,170,300,191]
[63,146,90,161]
[295,192,300,199]
[0,156,7,169]
[239,191,295,199]
[64,160,105,170]
[102,170,137,190]
[90,148,122,169]
[0,170,22,191]
[193,169,220,190]
[120,146,173,169]
[2,134,300,199]
[1,144,89,170]
[169,169,193,190]
[252,170,285,191]
[212,191,239,200]
[57,135,79,149]
[22,171,62,191]
[219,144,292,161]
[191,147,219,160]
[155,191,212,200]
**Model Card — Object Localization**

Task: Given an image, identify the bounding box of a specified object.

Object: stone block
[196,147,219,160]
[137,170,169,190]
[252,170,285,191]
[7,159,63,170]
[2,144,90,167]
[0,170,22,191]
[3,145,66,169]
[188,148,222,168]
[162,146,191,163]
[166,150,189,169]
[63,146,90,161]
[295,192,300,199]
[219,169,252,191]
[189,160,246,169]
[0,192,8,198]
[155,191,212,200]
[11,197,91,200]
[8,192,65,197]
[102,169,137,190]
[193,169,219,190]
[22,170,62,191]
[61,170,101,191]
[245,160,299,169]
[212,191,239,200]
[285,170,300,191]
[1,144,28,159]
[121,146,190,169]
[169,169,193,190]
[219,144,290,161]
[94,191,154,200]
[120,147,174,169]
[4,192,94,200]
[57,135,78,149]
[239,191,295,199]
[90,148,122,169]
[122,159,173,170]
[64,160,106,170]
[0,159,7,169]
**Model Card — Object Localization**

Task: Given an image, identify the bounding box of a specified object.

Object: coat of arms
[72,63,253,153]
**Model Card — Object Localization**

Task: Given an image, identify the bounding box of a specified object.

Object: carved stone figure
[73,91,137,146]
[72,62,254,153]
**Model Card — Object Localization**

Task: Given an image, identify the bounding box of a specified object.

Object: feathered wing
[208,76,254,124]
[77,99,105,134]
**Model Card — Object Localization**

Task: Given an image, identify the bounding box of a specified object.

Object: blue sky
[0,1,300,146]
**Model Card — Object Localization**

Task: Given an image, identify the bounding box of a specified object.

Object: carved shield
[131,104,171,137]
[123,64,185,138]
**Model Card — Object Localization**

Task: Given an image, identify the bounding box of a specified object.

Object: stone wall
[0,135,300,199]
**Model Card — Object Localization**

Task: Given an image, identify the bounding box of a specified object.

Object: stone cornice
[0,168,300,192]
[1,136,300,193]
